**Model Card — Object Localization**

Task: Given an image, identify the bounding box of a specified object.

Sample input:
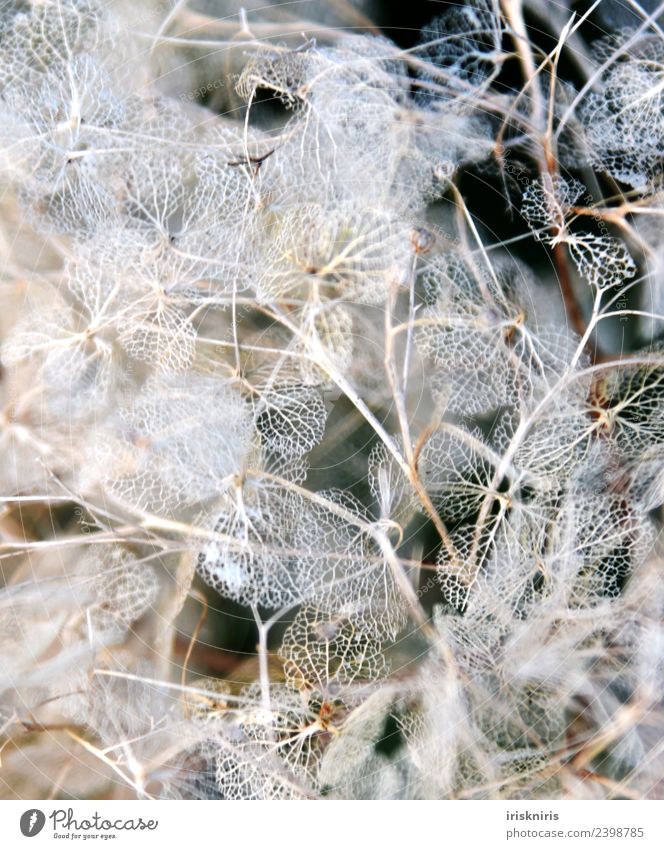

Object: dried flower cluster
[1,0,664,800]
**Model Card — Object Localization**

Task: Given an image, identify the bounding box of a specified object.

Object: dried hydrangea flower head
[0,0,663,801]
